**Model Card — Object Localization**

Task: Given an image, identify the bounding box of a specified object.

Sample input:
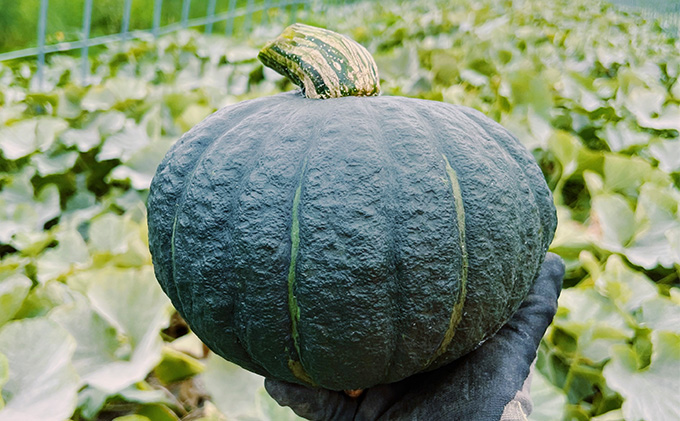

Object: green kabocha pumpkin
[147,24,557,391]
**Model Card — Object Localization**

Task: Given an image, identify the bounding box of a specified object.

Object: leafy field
[0,0,679,420]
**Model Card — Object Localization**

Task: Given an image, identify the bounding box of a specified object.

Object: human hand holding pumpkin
[265,252,565,421]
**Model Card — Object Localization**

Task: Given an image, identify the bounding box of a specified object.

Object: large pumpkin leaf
[603,331,680,421]
[528,369,567,421]
[0,319,79,421]
[201,354,303,421]
[36,227,90,284]
[0,274,31,327]
[73,266,170,394]
[0,353,8,410]
[0,117,68,160]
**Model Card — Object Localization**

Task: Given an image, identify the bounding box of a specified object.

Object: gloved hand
[265,252,565,421]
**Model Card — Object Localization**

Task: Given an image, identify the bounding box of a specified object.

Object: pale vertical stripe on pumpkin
[258,23,380,99]
[427,154,469,365]
[286,158,315,385]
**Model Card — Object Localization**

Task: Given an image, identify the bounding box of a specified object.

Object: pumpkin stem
[344,389,364,398]
[258,23,381,99]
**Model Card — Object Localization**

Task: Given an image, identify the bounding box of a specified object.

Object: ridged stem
[258,23,381,99]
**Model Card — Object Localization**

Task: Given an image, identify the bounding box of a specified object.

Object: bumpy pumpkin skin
[147,91,557,391]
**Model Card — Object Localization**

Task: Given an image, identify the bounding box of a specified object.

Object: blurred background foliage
[0,0,679,420]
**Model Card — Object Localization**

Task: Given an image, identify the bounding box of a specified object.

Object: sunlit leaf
[0,319,79,421]
[0,353,8,410]
[81,85,117,112]
[590,193,635,250]
[202,354,303,421]
[36,228,90,283]
[32,151,79,176]
[83,266,170,393]
[594,255,657,314]
[0,117,68,160]
[153,346,205,384]
[648,139,680,173]
[601,121,651,152]
[528,368,567,421]
[0,274,32,327]
[59,127,101,152]
[603,331,680,421]
[98,121,150,162]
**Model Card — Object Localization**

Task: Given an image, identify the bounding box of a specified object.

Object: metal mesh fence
[605,0,680,34]
[0,0,354,88]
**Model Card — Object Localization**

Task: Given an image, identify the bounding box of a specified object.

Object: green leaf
[648,139,680,173]
[557,266,632,366]
[0,117,68,160]
[0,170,60,244]
[87,211,151,266]
[83,266,170,393]
[117,385,174,406]
[36,228,90,283]
[639,296,680,335]
[76,386,109,420]
[594,255,658,313]
[32,151,79,176]
[136,404,180,421]
[59,127,102,152]
[49,294,123,387]
[88,212,134,255]
[113,416,151,421]
[91,110,127,137]
[602,154,657,195]
[153,346,205,384]
[201,354,303,421]
[0,319,79,421]
[105,77,149,103]
[549,130,581,178]
[98,121,150,162]
[590,193,636,250]
[626,183,680,269]
[108,137,175,190]
[0,274,32,326]
[603,331,680,421]
[82,85,118,112]
[0,353,8,410]
[14,281,75,319]
[528,369,567,421]
[601,121,651,153]
[177,104,213,132]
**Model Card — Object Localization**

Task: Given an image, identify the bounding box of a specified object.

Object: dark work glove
[265,252,565,421]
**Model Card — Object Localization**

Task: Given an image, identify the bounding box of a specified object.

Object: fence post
[181,0,192,29]
[153,0,163,38]
[244,0,255,33]
[36,0,49,91]
[81,0,93,85]
[206,0,217,34]
[122,0,133,41]
[225,0,237,36]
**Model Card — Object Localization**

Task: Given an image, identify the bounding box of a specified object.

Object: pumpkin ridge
[169,114,263,319]
[455,107,555,253]
[286,157,314,385]
[453,108,547,318]
[427,153,469,364]
[405,102,469,368]
[165,96,285,319]
[361,101,401,382]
